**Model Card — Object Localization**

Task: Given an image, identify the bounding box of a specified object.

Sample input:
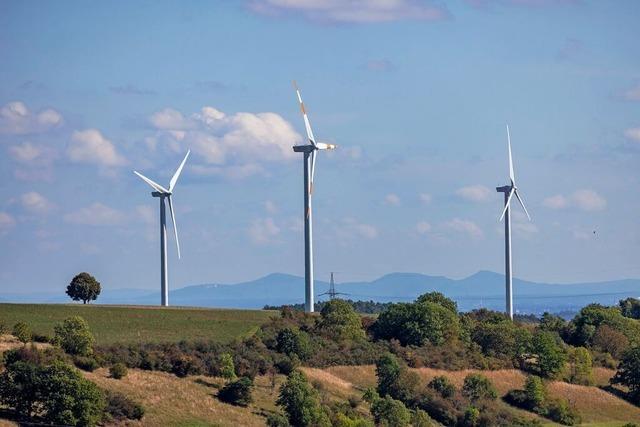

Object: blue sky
[1,0,639,294]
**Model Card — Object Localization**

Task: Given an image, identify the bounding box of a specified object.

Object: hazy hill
[2,271,639,315]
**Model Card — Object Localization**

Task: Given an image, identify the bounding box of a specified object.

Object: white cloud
[419,193,432,204]
[67,129,127,167]
[443,218,484,239]
[265,200,278,214]
[622,84,640,101]
[0,101,63,135]
[64,203,127,226]
[334,217,378,242]
[384,193,401,206]
[10,142,46,163]
[416,221,432,234]
[150,106,300,178]
[248,217,280,244]
[247,0,449,23]
[543,194,568,209]
[456,184,492,203]
[21,192,54,215]
[9,142,57,181]
[624,127,640,142]
[572,189,606,211]
[0,212,16,235]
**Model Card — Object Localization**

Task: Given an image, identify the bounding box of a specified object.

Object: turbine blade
[310,150,317,194]
[514,189,532,221]
[167,196,181,259]
[499,188,515,222]
[169,150,190,192]
[507,125,515,184]
[134,171,169,193]
[293,81,316,145]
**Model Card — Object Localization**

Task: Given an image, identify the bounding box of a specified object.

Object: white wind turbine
[134,150,190,307]
[292,82,337,313]
[496,126,531,319]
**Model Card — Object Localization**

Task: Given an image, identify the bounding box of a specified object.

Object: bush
[218,376,253,406]
[32,333,51,343]
[462,374,497,401]
[531,330,566,378]
[277,370,329,426]
[375,353,419,402]
[219,352,237,380]
[524,375,546,409]
[53,316,95,356]
[411,409,435,427]
[12,322,31,344]
[546,399,581,425]
[462,406,480,427]
[104,390,144,420]
[266,412,291,427]
[170,354,203,378]
[428,375,455,398]
[611,346,640,404]
[370,395,411,427]
[276,328,312,360]
[110,362,128,379]
[567,347,594,385]
[74,356,99,372]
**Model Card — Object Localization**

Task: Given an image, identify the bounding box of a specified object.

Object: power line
[318,272,350,300]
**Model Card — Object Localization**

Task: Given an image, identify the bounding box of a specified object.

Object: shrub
[375,353,419,402]
[104,390,144,420]
[428,375,455,398]
[219,352,237,380]
[567,347,594,385]
[411,409,435,427]
[32,333,51,343]
[74,356,99,372]
[524,375,546,409]
[53,316,94,356]
[276,328,312,360]
[531,330,566,378]
[462,373,497,401]
[218,376,253,407]
[66,272,101,304]
[546,399,581,425]
[12,322,31,344]
[277,370,329,427]
[370,395,411,427]
[462,406,480,427]
[266,412,291,426]
[110,362,128,379]
[170,354,203,378]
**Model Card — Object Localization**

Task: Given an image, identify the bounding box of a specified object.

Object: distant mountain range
[2,271,639,316]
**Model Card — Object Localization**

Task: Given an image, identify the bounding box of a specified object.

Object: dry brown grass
[0,334,50,353]
[593,367,616,386]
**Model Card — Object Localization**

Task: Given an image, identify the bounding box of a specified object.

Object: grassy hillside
[0,303,275,345]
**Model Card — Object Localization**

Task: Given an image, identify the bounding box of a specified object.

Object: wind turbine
[496,126,531,319]
[133,150,190,307]
[292,82,337,313]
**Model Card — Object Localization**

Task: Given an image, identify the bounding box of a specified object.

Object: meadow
[0,303,275,345]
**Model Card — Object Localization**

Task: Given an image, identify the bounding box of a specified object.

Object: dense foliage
[218,376,254,407]
[276,370,330,426]
[54,315,95,356]
[66,272,102,304]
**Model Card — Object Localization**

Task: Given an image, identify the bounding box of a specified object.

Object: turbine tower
[134,150,190,307]
[292,82,337,313]
[496,126,531,319]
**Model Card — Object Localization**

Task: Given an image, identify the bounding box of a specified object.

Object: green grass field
[0,303,275,345]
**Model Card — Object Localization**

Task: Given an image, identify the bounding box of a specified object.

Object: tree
[218,376,253,407]
[523,376,546,409]
[276,328,312,360]
[539,312,566,334]
[611,346,640,404]
[375,353,419,402]
[416,292,458,314]
[592,325,630,359]
[276,370,329,427]
[619,298,640,320]
[66,272,101,304]
[316,299,365,341]
[12,322,31,344]
[370,395,411,427]
[568,347,594,385]
[461,374,497,401]
[53,316,95,356]
[219,353,237,380]
[374,301,460,346]
[531,330,566,378]
[428,376,455,398]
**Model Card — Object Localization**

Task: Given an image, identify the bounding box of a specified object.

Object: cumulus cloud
[456,184,492,203]
[543,190,606,211]
[64,203,127,226]
[67,129,127,167]
[466,0,577,8]
[0,212,16,235]
[416,221,432,234]
[419,193,432,204]
[247,0,450,24]
[9,142,57,181]
[0,101,63,135]
[542,194,568,209]
[150,106,300,178]
[443,218,484,239]
[21,192,54,215]
[624,127,640,142]
[384,193,401,206]
[248,217,280,244]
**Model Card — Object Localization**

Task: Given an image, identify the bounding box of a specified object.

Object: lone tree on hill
[66,272,101,304]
